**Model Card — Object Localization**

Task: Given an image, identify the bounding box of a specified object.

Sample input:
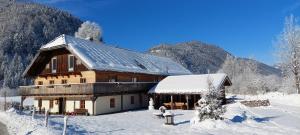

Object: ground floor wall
[94,93,148,115]
[34,99,59,113]
[32,93,148,115]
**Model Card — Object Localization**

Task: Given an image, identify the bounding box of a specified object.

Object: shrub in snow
[191,77,226,123]
[75,21,103,42]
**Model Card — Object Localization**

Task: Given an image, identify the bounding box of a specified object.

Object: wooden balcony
[19,82,157,96]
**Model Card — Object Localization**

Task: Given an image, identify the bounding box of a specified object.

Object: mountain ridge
[148,41,281,76]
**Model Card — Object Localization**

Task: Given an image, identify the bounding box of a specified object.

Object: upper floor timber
[22,34,191,85]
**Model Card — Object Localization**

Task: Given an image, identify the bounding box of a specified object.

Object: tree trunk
[296,74,300,94]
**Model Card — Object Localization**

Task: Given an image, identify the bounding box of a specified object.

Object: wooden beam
[91,96,97,115]
[186,95,189,110]
[171,95,174,110]
[121,93,123,111]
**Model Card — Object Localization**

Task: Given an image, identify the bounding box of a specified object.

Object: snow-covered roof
[148,73,231,94]
[34,34,191,76]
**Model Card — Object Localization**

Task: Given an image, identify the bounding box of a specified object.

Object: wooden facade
[20,48,166,115]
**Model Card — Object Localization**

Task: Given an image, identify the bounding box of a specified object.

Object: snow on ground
[0,108,59,135]
[0,92,299,135]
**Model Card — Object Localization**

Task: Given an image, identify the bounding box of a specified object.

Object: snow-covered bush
[75,21,103,42]
[191,77,226,123]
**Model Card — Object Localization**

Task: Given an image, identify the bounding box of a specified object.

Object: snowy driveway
[0,121,9,135]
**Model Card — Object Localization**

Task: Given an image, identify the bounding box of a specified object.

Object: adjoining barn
[148,73,232,110]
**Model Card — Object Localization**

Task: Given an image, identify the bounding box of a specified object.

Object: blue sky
[35,0,300,65]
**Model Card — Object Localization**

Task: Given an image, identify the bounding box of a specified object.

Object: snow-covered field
[0,92,299,135]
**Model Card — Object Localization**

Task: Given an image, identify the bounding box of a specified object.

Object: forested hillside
[0,0,82,88]
[149,41,281,76]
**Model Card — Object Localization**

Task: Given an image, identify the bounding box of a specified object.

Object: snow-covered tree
[276,15,300,94]
[75,21,103,42]
[219,55,282,94]
[191,77,225,123]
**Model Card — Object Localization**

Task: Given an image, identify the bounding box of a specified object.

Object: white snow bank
[0,111,59,135]
[229,92,300,107]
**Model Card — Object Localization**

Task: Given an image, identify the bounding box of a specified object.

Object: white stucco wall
[94,93,148,115]
[34,100,38,109]
[41,100,49,111]
[65,100,93,115]
[65,100,75,113]
[32,93,148,115]
[85,100,93,115]
[122,94,141,110]
[33,99,59,113]
[95,95,122,115]
[50,100,59,113]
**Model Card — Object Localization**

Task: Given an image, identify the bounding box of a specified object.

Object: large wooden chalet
[19,34,191,115]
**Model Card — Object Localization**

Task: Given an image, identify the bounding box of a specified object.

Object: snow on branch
[75,21,103,43]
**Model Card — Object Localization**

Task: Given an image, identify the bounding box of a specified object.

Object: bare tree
[276,15,300,94]
[75,21,103,42]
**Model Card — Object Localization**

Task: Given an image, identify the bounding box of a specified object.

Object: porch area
[151,94,202,110]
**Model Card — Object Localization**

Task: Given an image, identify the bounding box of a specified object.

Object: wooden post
[91,97,97,115]
[63,115,68,135]
[32,107,35,120]
[121,93,123,111]
[186,95,189,110]
[171,95,174,110]
[44,109,49,127]
[20,96,25,112]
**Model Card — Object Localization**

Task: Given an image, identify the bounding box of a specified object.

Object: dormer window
[51,57,57,73]
[68,55,75,72]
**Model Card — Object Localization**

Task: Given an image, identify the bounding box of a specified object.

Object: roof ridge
[40,34,66,49]
[63,34,177,61]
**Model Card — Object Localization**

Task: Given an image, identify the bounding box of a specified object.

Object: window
[68,55,75,72]
[61,79,67,84]
[80,100,85,109]
[132,77,137,82]
[49,80,54,85]
[49,100,53,108]
[110,98,115,108]
[131,96,135,104]
[80,78,86,83]
[38,81,43,85]
[51,57,57,73]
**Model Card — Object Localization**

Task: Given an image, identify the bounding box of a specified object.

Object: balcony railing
[19,82,157,96]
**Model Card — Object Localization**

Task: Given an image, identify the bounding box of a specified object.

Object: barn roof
[23,34,191,76]
[148,73,232,94]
